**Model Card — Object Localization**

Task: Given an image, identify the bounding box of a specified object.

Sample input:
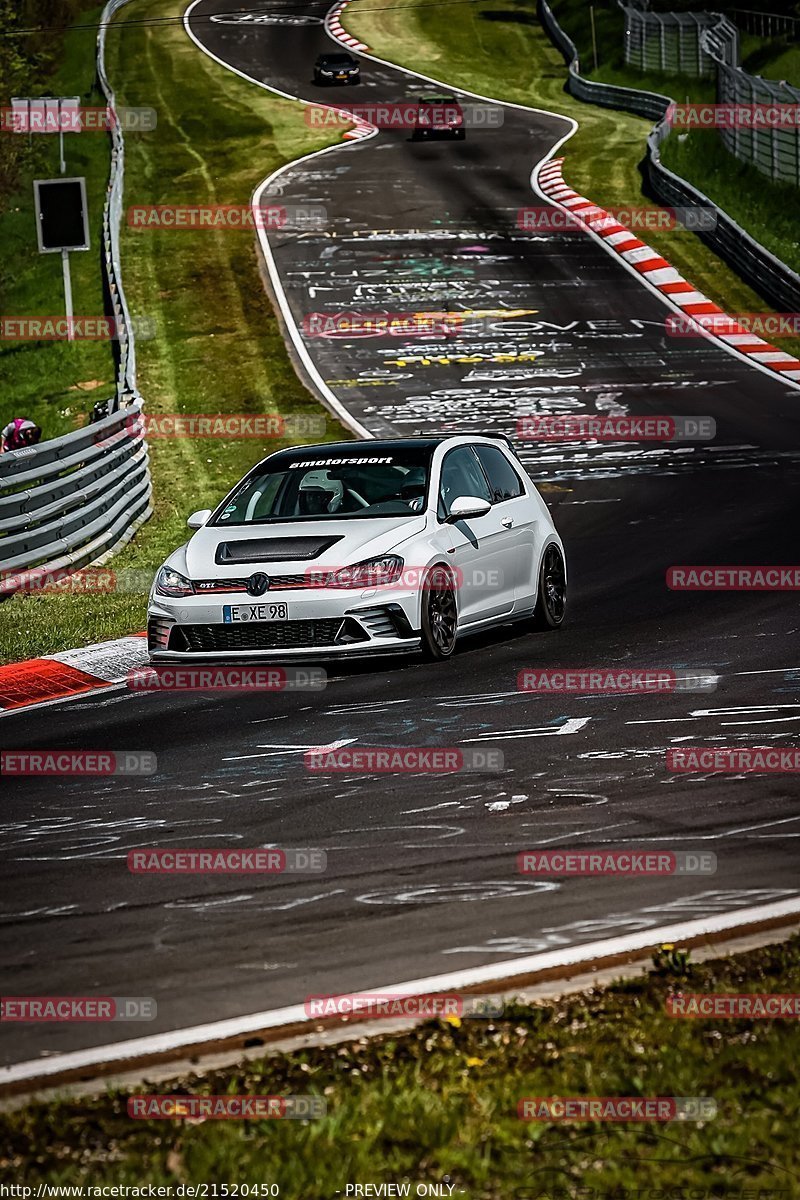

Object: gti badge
[247,572,270,596]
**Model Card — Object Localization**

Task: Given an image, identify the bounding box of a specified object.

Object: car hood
[178,516,428,578]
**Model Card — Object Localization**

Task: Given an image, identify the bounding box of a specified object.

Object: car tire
[420,565,458,660]
[530,543,567,630]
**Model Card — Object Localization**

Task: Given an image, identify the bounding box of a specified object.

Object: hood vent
[214,536,342,565]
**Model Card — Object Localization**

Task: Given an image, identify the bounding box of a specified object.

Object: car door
[472,443,538,608]
[437,446,515,623]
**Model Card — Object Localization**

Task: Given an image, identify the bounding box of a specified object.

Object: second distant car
[412,94,465,140]
[314,52,360,85]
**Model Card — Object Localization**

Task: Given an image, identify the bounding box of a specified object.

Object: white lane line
[4,895,800,1087]
[223,737,357,761]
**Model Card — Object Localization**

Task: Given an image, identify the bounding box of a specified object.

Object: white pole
[62,249,74,341]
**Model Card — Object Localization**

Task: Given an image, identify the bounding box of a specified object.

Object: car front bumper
[147,587,421,661]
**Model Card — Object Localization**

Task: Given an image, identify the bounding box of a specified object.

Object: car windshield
[213,449,433,524]
[321,55,354,65]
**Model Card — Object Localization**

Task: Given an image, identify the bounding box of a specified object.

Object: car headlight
[327,555,404,589]
[320,69,333,75]
[155,566,194,598]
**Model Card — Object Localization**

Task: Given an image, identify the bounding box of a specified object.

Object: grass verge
[0,0,348,665]
[345,0,800,354]
[2,936,800,1194]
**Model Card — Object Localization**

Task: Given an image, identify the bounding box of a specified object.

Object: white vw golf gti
[148,434,567,662]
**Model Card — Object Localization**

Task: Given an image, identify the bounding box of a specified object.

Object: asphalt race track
[2,0,800,1071]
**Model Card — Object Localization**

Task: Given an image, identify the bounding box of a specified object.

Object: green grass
[740,33,800,87]
[346,0,800,358]
[0,4,115,442]
[3,936,800,1194]
[0,0,348,665]
[661,128,800,272]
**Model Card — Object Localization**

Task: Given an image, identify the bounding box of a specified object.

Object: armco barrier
[96,0,141,406]
[537,0,800,313]
[0,406,151,595]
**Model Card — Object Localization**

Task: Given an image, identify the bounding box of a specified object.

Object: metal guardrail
[0,406,152,594]
[538,0,672,118]
[537,0,800,312]
[0,0,152,598]
[97,0,141,407]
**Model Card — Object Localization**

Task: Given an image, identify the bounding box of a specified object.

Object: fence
[0,0,152,598]
[623,8,739,77]
[621,2,800,185]
[732,8,800,39]
[537,0,800,312]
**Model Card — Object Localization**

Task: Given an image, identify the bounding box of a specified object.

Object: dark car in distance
[314,52,361,85]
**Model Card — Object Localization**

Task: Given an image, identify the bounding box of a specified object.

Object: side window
[472,445,525,503]
[437,447,492,519]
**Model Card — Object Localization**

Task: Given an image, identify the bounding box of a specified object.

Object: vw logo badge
[247,572,270,597]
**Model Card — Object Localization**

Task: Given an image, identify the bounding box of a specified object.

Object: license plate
[337,73,347,78]
[223,602,288,623]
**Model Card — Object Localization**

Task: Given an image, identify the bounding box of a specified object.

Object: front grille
[194,574,318,594]
[168,619,349,653]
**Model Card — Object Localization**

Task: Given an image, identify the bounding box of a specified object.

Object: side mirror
[187,508,212,530]
[446,495,492,522]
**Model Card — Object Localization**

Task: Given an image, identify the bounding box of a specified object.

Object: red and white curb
[325,0,368,52]
[324,0,372,140]
[536,158,800,385]
[0,634,149,714]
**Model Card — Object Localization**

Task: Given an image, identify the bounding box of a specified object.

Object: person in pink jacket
[1,418,42,452]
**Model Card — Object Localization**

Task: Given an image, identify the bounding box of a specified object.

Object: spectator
[1,418,42,453]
